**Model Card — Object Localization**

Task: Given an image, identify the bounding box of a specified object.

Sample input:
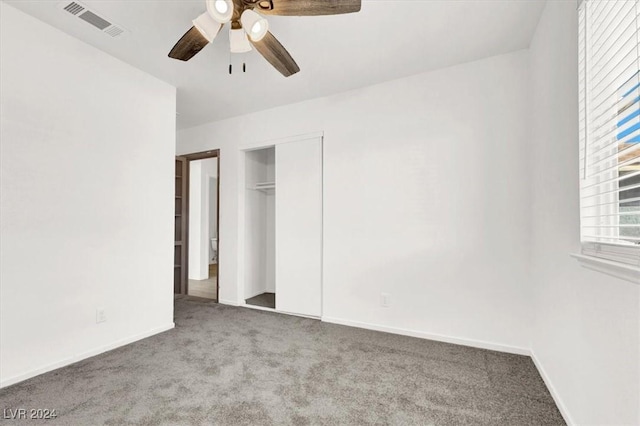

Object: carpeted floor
[0,297,565,425]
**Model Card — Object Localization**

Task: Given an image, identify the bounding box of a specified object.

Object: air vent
[104,26,124,37]
[63,2,84,15]
[78,10,110,30]
[58,1,128,38]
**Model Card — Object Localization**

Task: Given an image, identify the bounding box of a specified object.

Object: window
[579,0,640,267]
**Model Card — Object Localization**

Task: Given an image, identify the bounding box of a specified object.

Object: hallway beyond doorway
[188,264,217,300]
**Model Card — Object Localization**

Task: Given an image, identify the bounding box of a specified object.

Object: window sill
[570,253,640,284]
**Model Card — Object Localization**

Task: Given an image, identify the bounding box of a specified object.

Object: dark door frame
[179,149,221,302]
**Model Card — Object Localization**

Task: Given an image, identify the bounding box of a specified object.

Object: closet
[244,137,322,317]
[244,147,276,308]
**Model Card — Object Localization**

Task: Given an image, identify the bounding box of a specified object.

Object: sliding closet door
[275,137,322,317]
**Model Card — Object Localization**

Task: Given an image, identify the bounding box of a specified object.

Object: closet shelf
[252,182,275,192]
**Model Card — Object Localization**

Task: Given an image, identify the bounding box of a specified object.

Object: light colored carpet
[0,297,565,425]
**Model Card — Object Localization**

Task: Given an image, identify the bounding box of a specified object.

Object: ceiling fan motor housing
[243,0,275,12]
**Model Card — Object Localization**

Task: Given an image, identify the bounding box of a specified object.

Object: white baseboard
[241,302,320,320]
[530,350,574,426]
[218,299,240,306]
[0,323,175,389]
[321,316,530,355]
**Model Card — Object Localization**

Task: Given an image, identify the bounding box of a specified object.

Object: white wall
[188,161,205,279]
[203,158,218,264]
[529,1,640,424]
[209,176,218,243]
[188,158,218,280]
[178,50,532,352]
[0,4,176,387]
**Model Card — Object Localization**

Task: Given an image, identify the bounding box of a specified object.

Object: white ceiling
[4,0,546,129]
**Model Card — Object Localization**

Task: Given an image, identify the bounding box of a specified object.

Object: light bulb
[214,0,228,14]
[206,0,233,24]
[240,9,268,42]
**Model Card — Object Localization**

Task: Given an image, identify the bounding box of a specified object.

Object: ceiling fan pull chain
[243,62,246,73]
[229,64,232,75]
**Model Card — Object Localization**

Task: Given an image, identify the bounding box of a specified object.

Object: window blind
[579,0,640,263]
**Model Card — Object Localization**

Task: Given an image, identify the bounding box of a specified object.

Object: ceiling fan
[168,0,362,77]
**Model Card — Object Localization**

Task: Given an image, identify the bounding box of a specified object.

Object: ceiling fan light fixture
[241,9,269,41]
[229,28,252,53]
[251,21,263,35]
[214,0,228,14]
[192,12,221,42]
[206,0,233,23]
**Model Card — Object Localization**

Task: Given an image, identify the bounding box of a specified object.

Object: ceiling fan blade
[168,26,211,61]
[256,0,361,16]
[250,31,300,77]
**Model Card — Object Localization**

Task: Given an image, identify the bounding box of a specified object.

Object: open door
[174,156,187,294]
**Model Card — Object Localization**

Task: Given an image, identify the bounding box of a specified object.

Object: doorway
[174,150,220,301]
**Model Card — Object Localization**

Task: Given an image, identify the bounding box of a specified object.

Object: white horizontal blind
[579,0,640,264]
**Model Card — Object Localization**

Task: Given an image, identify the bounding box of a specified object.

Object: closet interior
[244,146,276,309]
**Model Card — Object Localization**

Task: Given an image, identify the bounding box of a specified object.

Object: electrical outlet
[380,293,390,308]
[96,308,107,324]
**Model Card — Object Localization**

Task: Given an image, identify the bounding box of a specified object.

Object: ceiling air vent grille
[78,10,111,30]
[104,26,124,37]
[63,2,84,15]
[58,1,128,38]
